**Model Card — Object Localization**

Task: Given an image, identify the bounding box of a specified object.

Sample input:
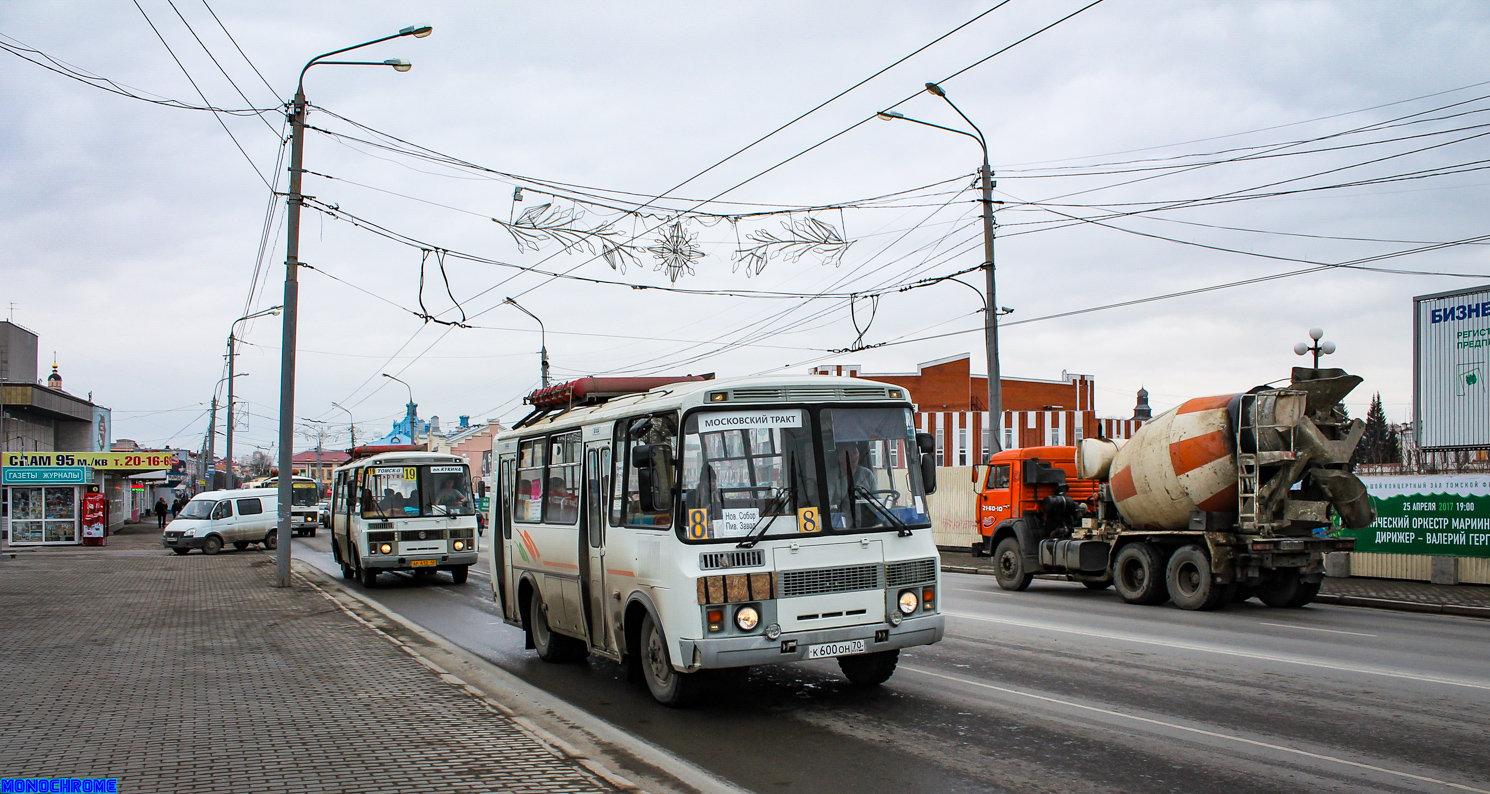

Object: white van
[163,488,279,555]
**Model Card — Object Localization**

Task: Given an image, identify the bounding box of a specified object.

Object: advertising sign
[2,451,179,470]
[82,493,107,538]
[1415,284,1490,449]
[1,466,93,485]
[1334,474,1490,558]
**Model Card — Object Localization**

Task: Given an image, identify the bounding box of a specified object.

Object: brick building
[811,353,1145,466]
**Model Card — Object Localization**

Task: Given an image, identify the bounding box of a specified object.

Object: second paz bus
[490,373,945,706]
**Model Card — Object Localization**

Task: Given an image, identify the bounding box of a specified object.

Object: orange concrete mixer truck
[970,367,1375,610]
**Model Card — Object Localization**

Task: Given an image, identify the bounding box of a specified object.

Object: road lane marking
[943,610,1490,691]
[902,666,1490,794]
[1258,621,1377,637]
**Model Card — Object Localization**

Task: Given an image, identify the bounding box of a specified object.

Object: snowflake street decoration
[648,221,704,283]
[495,202,641,273]
[731,215,853,277]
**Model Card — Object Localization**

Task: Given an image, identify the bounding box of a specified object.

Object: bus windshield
[291,484,319,507]
[820,406,929,531]
[680,409,819,541]
[360,464,473,518]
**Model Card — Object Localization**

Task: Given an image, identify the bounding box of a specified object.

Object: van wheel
[529,592,587,663]
[263,530,277,551]
[232,541,249,550]
[201,536,223,556]
[993,537,1032,591]
[1166,544,1233,611]
[1113,543,1169,605]
[450,565,469,585]
[171,548,190,556]
[1257,569,1321,608]
[838,649,899,686]
[640,613,702,707]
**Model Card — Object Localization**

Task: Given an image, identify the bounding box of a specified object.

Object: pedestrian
[154,497,168,529]
[170,496,182,519]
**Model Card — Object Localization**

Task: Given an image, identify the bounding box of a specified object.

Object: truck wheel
[1258,570,1321,608]
[639,613,701,707]
[1232,584,1257,603]
[1166,544,1233,611]
[993,537,1033,592]
[1113,543,1169,605]
[529,591,587,663]
[450,565,469,585]
[201,536,223,556]
[1081,580,1111,590]
[838,649,899,686]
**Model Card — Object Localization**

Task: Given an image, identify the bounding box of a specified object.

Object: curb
[293,559,749,794]
[940,565,1490,618]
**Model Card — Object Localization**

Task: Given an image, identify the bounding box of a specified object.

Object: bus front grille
[367,531,396,543]
[398,529,447,542]
[778,564,882,598]
[699,549,765,570]
[886,558,937,586]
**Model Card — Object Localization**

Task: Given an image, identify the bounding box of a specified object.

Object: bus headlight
[453,540,465,551]
[735,606,760,631]
[898,590,919,615]
[379,543,393,555]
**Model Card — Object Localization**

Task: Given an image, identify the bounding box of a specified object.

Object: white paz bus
[490,374,945,706]
[329,448,480,587]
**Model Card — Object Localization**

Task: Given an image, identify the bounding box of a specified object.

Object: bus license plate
[805,639,866,659]
[410,559,437,567]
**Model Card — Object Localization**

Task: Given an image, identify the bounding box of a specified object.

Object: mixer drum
[1107,394,1239,531]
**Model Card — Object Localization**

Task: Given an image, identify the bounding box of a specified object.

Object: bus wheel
[1166,544,1233,611]
[640,613,702,707]
[993,537,1033,592]
[359,561,378,588]
[838,649,899,686]
[340,561,355,580]
[529,592,587,663]
[1113,543,1169,605]
[450,565,469,585]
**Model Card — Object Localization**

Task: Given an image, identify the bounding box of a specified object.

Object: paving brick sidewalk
[938,549,1490,615]
[0,548,619,793]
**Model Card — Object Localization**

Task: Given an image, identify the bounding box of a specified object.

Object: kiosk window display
[8,486,79,544]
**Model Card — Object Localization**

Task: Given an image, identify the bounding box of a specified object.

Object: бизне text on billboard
[1414,284,1490,450]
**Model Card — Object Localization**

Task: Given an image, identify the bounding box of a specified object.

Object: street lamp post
[381,373,420,446]
[879,82,1004,457]
[275,24,432,588]
[226,306,281,490]
[330,401,356,450]
[1294,327,1337,369]
[207,372,248,492]
[503,297,550,388]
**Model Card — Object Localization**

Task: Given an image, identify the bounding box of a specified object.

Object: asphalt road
[293,535,1490,794]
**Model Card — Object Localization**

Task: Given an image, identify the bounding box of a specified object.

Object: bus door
[580,429,614,653]
[494,448,517,622]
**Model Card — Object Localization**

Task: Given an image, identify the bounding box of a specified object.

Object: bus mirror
[631,444,653,469]
[915,432,935,455]
[633,444,674,512]
[921,453,938,495]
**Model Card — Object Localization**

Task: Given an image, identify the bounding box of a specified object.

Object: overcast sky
[2,0,1487,455]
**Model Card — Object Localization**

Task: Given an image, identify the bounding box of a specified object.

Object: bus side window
[623,414,677,528]
[610,422,628,526]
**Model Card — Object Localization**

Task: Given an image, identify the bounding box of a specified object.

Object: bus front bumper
[679,612,944,671]
[363,551,479,571]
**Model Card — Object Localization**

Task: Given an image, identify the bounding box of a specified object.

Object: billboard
[1414,284,1490,450]
[3,451,179,470]
[1335,474,1490,558]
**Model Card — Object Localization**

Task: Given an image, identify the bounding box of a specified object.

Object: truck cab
[972,447,1107,589]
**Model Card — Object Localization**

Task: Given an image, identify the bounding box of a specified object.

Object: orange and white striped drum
[1106,394,1239,531]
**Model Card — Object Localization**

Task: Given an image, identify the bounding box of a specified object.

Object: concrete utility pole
[878,82,1004,457]
[274,25,431,588]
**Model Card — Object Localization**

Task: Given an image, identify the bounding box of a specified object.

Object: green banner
[1334,475,1490,557]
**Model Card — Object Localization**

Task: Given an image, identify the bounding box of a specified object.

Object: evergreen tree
[1353,393,1394,465]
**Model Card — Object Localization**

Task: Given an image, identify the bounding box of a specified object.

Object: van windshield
[179,499,215,520]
